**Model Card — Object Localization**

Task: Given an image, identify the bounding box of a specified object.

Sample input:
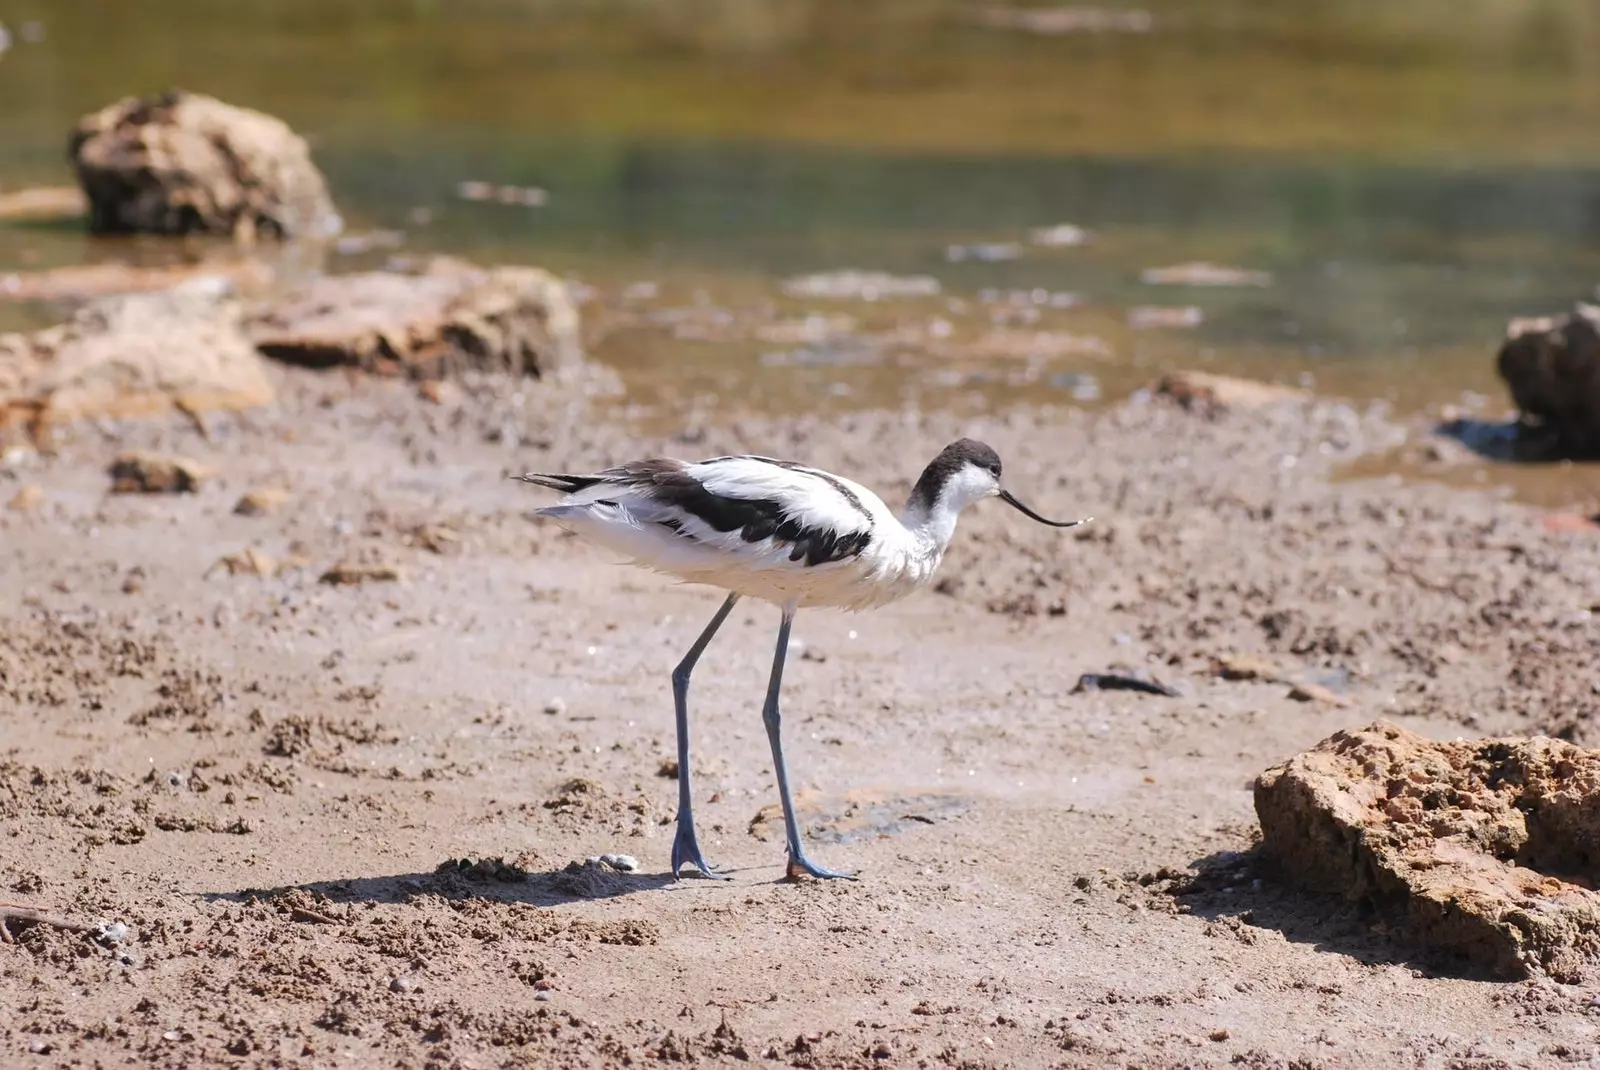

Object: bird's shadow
[1168,848,1504,982]
[197,857,688,911]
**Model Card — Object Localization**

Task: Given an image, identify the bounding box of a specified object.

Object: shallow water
[3,0,1600,420]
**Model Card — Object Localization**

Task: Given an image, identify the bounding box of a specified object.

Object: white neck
[900,494,962,556]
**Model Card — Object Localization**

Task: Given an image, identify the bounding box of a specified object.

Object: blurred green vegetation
[2,0,1598,164]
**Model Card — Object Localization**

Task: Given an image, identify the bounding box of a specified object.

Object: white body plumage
[530,454,988,611]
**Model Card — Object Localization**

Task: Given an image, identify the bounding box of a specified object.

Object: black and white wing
[519,455,881,570]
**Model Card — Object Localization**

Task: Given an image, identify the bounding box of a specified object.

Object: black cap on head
[909,438,1002,511]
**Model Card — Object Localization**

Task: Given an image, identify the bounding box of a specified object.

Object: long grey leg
[762,603,856,881]
[670,593,739,879]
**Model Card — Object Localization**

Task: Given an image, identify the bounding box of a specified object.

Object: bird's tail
[511,472,603,495]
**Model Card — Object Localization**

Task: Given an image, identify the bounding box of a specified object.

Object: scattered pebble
[543,698,567,715]
[6,483,43,511]
[108,452,209,494]
[657,758,680,779]
[233,487,290,516]
[1287,682,1350,707]
[320,561,405,585]
[208,548,279,579]
[589,853,639,873]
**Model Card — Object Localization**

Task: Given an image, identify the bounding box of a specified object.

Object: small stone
[534,991,551,1002]
[319,561,404,585]
[27,1038,51,1054]
[1209,1029,1230,1042]
[234,487,290,516]
[542,698,566,716]
[109,452,209,494]
[1214,653,1282,682]
[209,548,278,579]
[1287,682,1349,707]
[657,758,680,779]
[6,483,43,511]
[390,976,414,993]
[596,854,638,873]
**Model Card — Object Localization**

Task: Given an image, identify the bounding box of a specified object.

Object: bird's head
[910,438,1090,528]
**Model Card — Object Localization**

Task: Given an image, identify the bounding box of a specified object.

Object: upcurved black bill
[997,489,1091,529]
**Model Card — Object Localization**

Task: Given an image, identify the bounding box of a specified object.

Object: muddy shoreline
[3,361,1598,1067]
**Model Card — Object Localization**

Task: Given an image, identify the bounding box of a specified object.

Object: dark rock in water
[1497,304,1600,459]
[1256,720,1600,981]
[248,258,583,381]
[70,89,341,242]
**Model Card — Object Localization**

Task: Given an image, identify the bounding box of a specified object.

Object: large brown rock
[1256,720,1600,981]
[1497,304,1600,458]
[0,288,274,442]
[248,259,583,380]
[70,90,340,241]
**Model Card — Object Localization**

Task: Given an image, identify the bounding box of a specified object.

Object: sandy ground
[4,367,1600,1069]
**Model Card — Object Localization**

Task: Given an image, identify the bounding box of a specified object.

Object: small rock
[390,976,415,993]
[1287,682,1349,707]
[1498,304,1600,459]
[93,920,129,945]
[542,698,566,716]
[593,854,639,873]
[109,452,209,494]
[657,758,681,779]
[6,482,43,510]
[209,548,278,579]
[1213,653,1283,682]
[234,487,290,516]
[320,562,404,585]
[71,89,340,241]
[1208,1029,1229,1042]
[27,1039,51,1055]
[1257,720,1600,981]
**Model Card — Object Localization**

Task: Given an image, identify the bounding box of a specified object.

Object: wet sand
[2,368,1598,1068]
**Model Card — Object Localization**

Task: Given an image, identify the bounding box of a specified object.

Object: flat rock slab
[1256,720,1600,981]
[71,90,340,241]
[0,289,273,443]
[248,259,582,380]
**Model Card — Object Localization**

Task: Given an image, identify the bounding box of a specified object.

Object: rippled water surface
[4,0,1600,416]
